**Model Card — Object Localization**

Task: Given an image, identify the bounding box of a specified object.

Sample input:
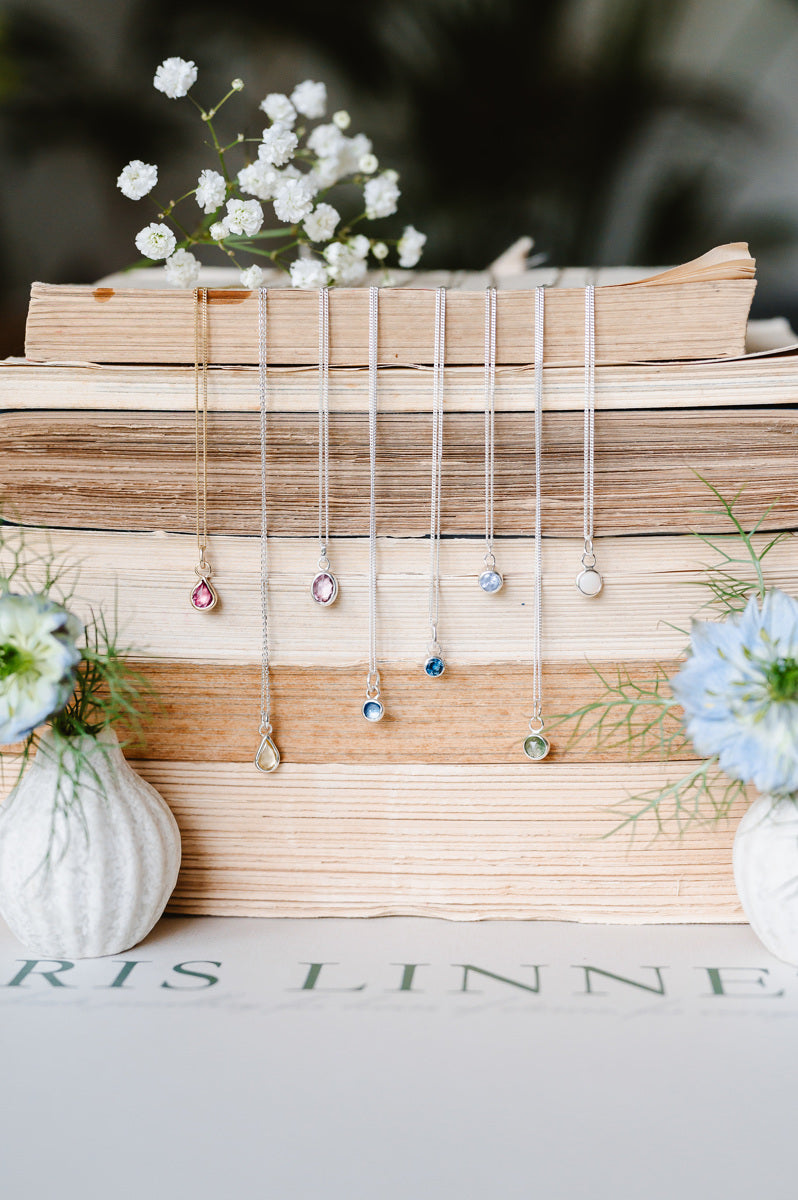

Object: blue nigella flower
[672,589,798,796]
[0,593,83,744]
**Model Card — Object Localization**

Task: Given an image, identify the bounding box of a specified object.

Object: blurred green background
[1,0,797,353]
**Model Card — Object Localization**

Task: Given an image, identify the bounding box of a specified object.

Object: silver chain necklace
[479,285,503,594]
[362,285,384,722]
[424,286,446,678]
[254,287,280,772]
[523,285,550,762]
[576,283,603,597]
[311,286,339,606]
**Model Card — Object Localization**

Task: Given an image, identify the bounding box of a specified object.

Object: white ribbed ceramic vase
[0,726,181,958]
[733,793,798,965]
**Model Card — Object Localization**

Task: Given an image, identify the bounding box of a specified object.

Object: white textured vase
[0,726,181,958]
[733,793,798,965]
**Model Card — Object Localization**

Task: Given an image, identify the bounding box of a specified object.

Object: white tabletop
[0,914,792,1199]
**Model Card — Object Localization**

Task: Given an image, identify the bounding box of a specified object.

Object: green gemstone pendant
[523,733,550,761]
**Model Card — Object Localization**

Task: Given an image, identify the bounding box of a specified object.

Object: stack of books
[3,242,794,923]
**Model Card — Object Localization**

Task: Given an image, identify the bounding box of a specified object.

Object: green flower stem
[165,187,199,213]
[226,228,299,240]
[187,91,232,184]
[227,245,282,261]
[148,195,192,241]
[207,86,242,118]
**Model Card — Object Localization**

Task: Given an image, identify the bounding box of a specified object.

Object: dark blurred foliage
[0,0,794,353]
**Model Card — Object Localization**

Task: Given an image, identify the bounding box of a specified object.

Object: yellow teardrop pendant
[255,734,280,773]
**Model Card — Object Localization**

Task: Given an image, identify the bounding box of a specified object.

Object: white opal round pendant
[576,567,603,597]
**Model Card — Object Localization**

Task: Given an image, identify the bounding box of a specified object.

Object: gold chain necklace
[189,287,218,611]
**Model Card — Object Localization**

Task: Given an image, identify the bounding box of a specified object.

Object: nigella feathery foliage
[550,476,789,838]
[0,519,157,853]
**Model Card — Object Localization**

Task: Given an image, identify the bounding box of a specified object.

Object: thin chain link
[318,286,330,561]
[531,285,545,726]
[583,283,596,551]
[257,288,273,734]
[194,287,209,566]
[428,287,446,643]
[483,286,497,564]
[367,285,380,694]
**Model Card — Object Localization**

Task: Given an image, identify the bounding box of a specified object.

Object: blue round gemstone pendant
[424,654,445,678]
[362,699,384,722]
[479,569,503,594]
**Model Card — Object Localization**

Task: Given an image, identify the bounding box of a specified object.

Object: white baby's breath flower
[225,198,264,237]
[309,156,344,188]
[364,172,400,220]
[307,122,345,159]
[164,247,201,287]
[240,265,264,289]
[332,109,351,130]
[397,224,426,268]
[195,168,226,214]
[259,93,296,127]
[338,132,373,176]
[359,153,378,175]
[116,159,158,200]
[349,234,370,259]
[372,241,389,260]
[238,160,281,201]
[231,78,244,91]
[291,79,327,119]
[324,241,368,285]
[290,259,329,289]
[259,124,299,167]
[135,222,177,260]
[273,176,315,224]
[153,56,197,99]
[383,168,399,183]
[209,220,229,241]
[303,202,340,243]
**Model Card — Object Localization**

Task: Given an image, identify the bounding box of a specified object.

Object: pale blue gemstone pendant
[479,568,503,594]
[362,698,384,722]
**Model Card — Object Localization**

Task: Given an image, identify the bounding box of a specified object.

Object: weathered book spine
[3,409,797,536]
[132,759,748,923]
[6,358,798,415]
[24,280,755,366]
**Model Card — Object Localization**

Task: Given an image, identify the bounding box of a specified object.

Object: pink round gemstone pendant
[190,575,218,611]
[311,570,338,606]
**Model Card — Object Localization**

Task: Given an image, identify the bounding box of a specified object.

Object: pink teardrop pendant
[190,575,218,612]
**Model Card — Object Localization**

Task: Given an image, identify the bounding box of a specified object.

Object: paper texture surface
[0,914,794,1199]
